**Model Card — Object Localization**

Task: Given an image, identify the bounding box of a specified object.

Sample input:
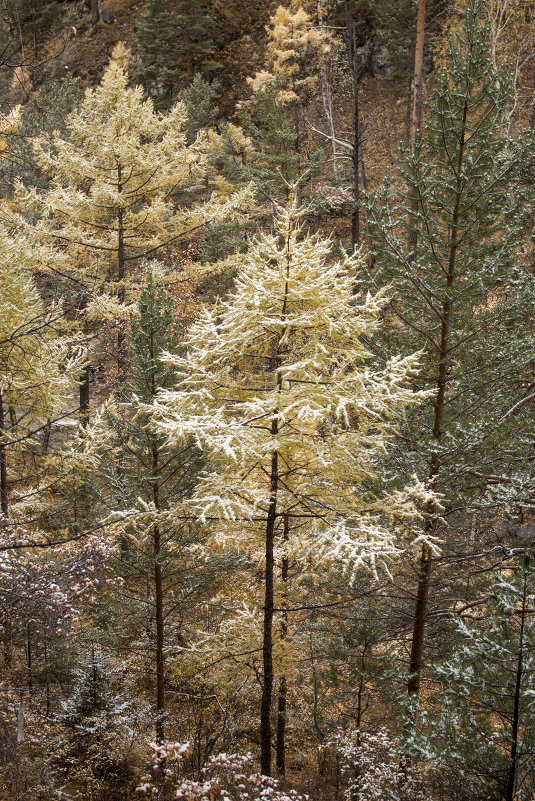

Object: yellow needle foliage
[15,43,252,321]
[0,229,82,452]
[154,191,435,580]
[248,5,330,104]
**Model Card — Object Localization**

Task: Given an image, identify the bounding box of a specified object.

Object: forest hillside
[1,2,535,800]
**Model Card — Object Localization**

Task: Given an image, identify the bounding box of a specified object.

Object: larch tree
[248,6,330,157]
[154,190,434,775]
[0,228,82,518]
[15,43,251,399]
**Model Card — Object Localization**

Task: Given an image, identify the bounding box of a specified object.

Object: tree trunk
[27,624,32,695]
[531,63,535,129]
[153,451,165,744]
[260,204,295,775]
[78,293,90,425]
[148,308,165,744]
[17,691,24,744]
[44,642,50,717]
[0,391,8,517]
[318,0,338,176]
[505,565,527,801]
[117,165,126,378]
[407,542,433,696]
[343,4,372,249]
[351,69,360,248]
[90,0,99,25]
[407,93,468,704]
[260,441,278,776]
[410,0,426,141]
[407,0,427,253]
[80,363,90,426]
[276,515,289,776]
[343,4,361,248]
[41,420,52,455]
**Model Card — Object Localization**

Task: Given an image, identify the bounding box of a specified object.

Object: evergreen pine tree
[364,0,533,706]
[236,83,309,202]
[53,648,135,800]
[179,74,218,144]
[136,0,220,109]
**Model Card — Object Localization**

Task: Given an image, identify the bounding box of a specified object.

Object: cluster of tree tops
[2,1,535,800]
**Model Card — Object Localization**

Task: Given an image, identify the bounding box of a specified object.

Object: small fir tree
[91,272,210,743]
[237,82,312,202]
[411,557,535,801]
[52,648,135,800]
[179,74,218,144]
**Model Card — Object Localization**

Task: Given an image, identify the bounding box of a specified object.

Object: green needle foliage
[93,272,210,741]
[365,0,534,517]
[135,0,220,109]
[412,557,535,801]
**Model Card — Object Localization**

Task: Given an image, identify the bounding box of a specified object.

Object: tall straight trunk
[44,642,50,717]
[27,624,32,694]
[343,3,361,248]
[407,95,468,702]
[317,0,338,177]
[407,541,433,695]
[78,294,90,425]
[148,310,165,744]
[17,691,24,743]
[261,206,293,775]
[407,0,427,253]
[153,517,165,742]
[291,73,300,156]
[531,63,535,129]
[153,448,165,743]
[410,0,426,141]
[260,441,278,776]
[505,568,528,801]
[351,69,360,248]
[0,391,8,516]
[276,515,289,776]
